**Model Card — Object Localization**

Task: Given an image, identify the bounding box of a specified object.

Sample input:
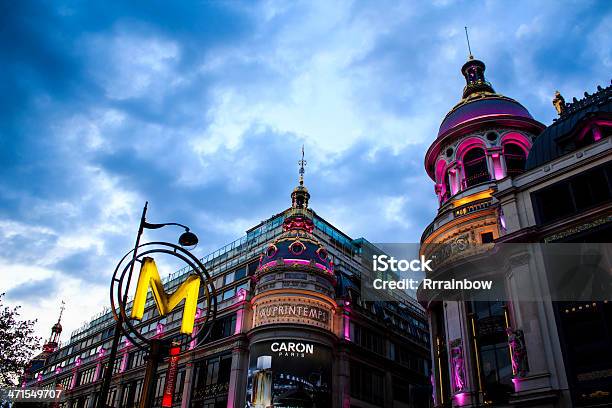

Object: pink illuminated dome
[425,56,545,181]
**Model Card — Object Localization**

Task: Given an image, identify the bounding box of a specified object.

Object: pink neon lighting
[234,309,243,335]
[120,342,130,373]
[454,392,467,405]
[593,126,602,141]
[189,326,199,350]
[574,120,612,143]
[500,133,531,155]
[491,153,504,180]
[236,288,247,301]
[259,259,332,273]
[93,363,101,382]
[512,377,521,392]
[156,322,165,336]
[188,308,204,350]
[344,317,350,340]
[70,371,77,389]
[283,216,314,233]
[456,137,486,161]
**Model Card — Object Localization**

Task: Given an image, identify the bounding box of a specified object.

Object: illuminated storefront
[25,163,431,408]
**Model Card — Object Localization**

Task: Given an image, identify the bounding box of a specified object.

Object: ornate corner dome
[425,56,545,180]
[437,57,537,140]
[257,148,334,277]
[438,95,535,139]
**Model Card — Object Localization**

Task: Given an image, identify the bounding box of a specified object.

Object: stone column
[444,301,479,407]
[427,309,443,407]
[334,345,350,408]
[180,362,195,408]
[384,371,394,408]
[226,341,249,408]
[505,249,568,406]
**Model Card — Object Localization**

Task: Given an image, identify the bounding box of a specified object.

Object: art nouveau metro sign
[110,241,217,351]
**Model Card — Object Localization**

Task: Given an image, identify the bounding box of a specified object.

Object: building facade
[25,168,431,408]
[418,53,611,408]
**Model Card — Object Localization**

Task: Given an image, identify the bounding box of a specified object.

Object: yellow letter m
[130,257,200,335]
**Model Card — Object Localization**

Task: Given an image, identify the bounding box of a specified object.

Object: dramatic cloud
[1,0,610,341]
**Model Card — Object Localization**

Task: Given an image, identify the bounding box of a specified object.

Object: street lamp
[142,221,199,249]
[97,202,200,408]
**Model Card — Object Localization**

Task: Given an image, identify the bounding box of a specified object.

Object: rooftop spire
[285,146,313,233]
[56,301,65,326]
[291,146,310,210]
[42,301,65,353]
[298,144,307,186]
[464,26,473,59]
[458,27,495,99]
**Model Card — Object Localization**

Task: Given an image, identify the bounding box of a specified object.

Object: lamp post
[96,202,199,408]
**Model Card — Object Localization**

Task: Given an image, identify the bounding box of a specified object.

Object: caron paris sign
[247,340,332,408]
[253,296,334,331]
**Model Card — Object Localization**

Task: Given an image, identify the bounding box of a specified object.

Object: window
[194,354,232,391]
[77,367,96,386]
[107,387,118,408]
[222,288,235,301]
[480,343,513,402]
[128,350,146,370]
[481,232,494,243]
[58,375,72,389]
[393,376,411,403]
[576,128,596,148]
[503,143,526,176]
[174,369,186,402]
[206,314,237,342]
[349,322,384,355]
[463,148,490,187]
[247,261,258,276]
[533,162,612,224]
[350,362,384,405]
[153,373,166,406]
[234,267,247,280]
[223,271,235,285]
[235,282,249,295]
[469,301,513,403]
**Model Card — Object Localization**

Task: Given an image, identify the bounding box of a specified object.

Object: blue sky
[1,0,610,342]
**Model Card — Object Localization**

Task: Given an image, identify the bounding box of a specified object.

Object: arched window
[576,129,596,148]
[503,143,526,176]
[463,148,489,187]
